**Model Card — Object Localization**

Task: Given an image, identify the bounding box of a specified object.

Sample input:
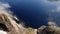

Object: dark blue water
[0,0,50,28]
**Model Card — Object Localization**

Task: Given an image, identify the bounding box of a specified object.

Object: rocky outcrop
[0,11,60,34]
[37,26,60,34]
[0,11,37,34]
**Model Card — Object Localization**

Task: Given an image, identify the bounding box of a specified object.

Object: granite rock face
[0,12,60,34]
[0,11,60,34]
[0,11,37,34]
[37,26,60,34]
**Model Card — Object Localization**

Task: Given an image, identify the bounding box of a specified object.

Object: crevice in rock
[0,23,9,32]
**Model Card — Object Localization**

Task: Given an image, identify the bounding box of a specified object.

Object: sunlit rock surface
[0,30,7,34]
[0,4,59,34]
[0,10,37,34]
[1,11,60,34]
[37,26,60,34]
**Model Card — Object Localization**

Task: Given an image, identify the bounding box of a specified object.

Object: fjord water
[0,0,49,28]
